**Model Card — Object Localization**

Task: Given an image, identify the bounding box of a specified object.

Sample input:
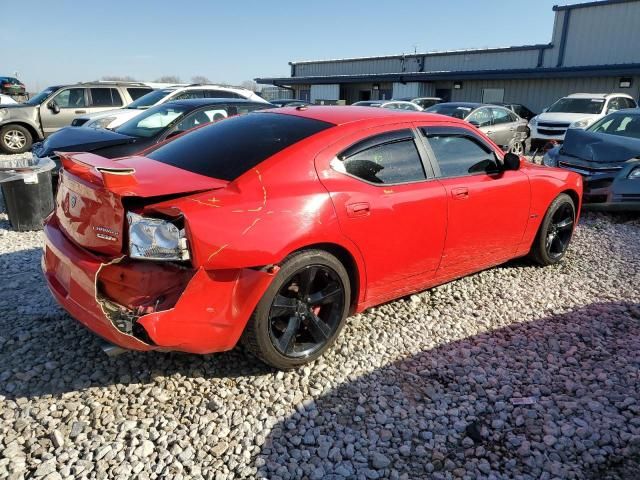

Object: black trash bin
[0,157,55,231]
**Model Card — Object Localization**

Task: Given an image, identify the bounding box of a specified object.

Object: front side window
[424,130,497,177]
[53,88,86,108]
[147,112,333,181]
[90,88,123,107]
[466,108,492,127]
[335,131,426,185]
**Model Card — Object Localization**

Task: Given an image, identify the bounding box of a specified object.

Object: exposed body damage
[42,107,583,360]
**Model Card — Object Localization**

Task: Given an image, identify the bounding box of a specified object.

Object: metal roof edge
[553,0,638,11]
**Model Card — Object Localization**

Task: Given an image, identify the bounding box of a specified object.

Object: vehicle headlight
[629,166,640,179]
[127,212,190,261]
[528,116,538,127]
[569,118,593,129]
[89,116,117,129]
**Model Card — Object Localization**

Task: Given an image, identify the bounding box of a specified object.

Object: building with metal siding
[256,0,640,112]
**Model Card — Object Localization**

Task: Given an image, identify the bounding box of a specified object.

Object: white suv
[529,93,637,150]
[73,84,269,129]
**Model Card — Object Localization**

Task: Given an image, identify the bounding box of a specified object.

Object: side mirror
[502,152,521,171]
[468,120,480,127]
[47,101,60,114]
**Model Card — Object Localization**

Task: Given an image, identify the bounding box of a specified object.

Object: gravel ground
[1,152,639,479]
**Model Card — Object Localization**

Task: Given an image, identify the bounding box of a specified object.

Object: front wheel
[242,249,350,369]
[529,193,576,266]
[0,124,33,154]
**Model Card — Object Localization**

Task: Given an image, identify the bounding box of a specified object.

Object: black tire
[242,249,351,369]
[529,193,576,266]
[0,124,33,154]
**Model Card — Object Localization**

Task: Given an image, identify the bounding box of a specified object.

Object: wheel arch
[0,121,42,142]
[560,188,580,213]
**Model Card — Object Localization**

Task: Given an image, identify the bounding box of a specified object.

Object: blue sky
[5,0,564,91]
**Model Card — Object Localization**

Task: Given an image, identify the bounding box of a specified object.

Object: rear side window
[147,113,333,181]
[336,130,426,184]
[204,90,239,99]
[423,129,497,177]
[90,88,123,107]
[127,87,152,100]
[174,90,205,100]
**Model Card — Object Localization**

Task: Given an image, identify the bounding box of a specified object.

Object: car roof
[267,105,464,126]
[566,93,634,99]
[162,98,270,107]
[434,102,485,108]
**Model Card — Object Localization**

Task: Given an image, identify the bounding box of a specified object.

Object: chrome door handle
[451,187,469,199]
[346,202,370,217]
[75,110,86,114]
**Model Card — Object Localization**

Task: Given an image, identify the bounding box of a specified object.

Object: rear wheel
[509,140,525,155]
[0,124,32,154]
[242,249,350,369]
[529,193,576,265]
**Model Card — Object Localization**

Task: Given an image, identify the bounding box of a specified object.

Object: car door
[315,124,448,304]
[39,87,88,135]
[419,125,530,280]
[488,107,517,149]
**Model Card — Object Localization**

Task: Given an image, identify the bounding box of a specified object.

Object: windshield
[115,104,190,138]
[547,97,605,114]
[25,87,57,105]
[147,112,333,181]
[126,89,174,109]
[588,113,640,138]
[425,104,473,119]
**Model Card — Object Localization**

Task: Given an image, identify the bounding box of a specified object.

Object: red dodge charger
[42,107,582,369]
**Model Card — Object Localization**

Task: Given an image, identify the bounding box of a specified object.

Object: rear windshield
[147,112,333,181]
[127,89,174,109]
[425,104,473,119]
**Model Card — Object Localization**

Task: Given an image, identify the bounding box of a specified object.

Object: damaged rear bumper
[42,217,276,354]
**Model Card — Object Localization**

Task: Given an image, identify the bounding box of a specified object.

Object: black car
[492,102,537,121]
[33,98,272,182]
[270,99,312,107]
[543,109,640,210]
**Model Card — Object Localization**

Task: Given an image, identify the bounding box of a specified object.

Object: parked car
[73,84,270,130]
[352,100,423,111]
[0,94,18,105]
[543,109,640,210]
[0,82,153,153]
[493,102,536,121]
[529,93,637,150]
[425,102,530,154]
[270,99,313,108]
[42,106,581,369]
[0,76,26,98]
[34,98,271,185]
[395,96,443,109]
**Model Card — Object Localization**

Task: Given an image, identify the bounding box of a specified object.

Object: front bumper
[42,216,276,354]
[556,157,640,211]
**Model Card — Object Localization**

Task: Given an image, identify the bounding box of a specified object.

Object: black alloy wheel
[242,249,351,369]
[545,202,574,259]
[268,265,345,358]
[529,193,576,266]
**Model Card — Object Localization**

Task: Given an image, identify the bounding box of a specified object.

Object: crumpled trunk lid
[54,152,227,256]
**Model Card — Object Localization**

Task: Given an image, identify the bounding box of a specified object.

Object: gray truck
[0,82,152,153]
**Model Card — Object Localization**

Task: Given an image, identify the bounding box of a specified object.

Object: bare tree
[191,75,211,84]
[241,80,260,92]
[155,75,181,84]
[102,75,137,81]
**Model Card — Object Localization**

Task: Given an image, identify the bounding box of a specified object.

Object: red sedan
[42,107,582,369]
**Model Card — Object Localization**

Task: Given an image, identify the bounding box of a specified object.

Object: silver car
[425,102,530,155]
[0,81,152,153]
[352,100,423,111]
